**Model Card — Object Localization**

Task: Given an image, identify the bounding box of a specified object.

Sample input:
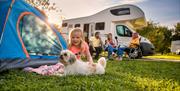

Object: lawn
[0,60,180,91]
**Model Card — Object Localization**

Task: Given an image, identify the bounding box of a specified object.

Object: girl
[68,28,93,64]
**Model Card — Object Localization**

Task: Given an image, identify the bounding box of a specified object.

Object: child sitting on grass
[68,28,93,64]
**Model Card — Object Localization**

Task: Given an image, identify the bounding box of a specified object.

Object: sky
[49,0,180,28]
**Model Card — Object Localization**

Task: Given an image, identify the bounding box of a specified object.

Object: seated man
[117,32,140,59]
[125,32,140,53]
[89,32,103,59]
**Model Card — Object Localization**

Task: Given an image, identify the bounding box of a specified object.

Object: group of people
[89,31,140,61]
[68,28,140,62]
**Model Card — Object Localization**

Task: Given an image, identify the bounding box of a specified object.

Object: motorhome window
[124,26,132,37]
[116,25,124,36]
[95,22,105,30]
[75,24,80,28]
[110,8,130,16]
[62,23,68,27]
[19,14,62,56]
[116,25,132,37]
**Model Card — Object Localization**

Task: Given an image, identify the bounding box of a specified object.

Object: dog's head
[59,50,77,66]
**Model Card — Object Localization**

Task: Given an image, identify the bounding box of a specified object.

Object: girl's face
[71,31,82,46]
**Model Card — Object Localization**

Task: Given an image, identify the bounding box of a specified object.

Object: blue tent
[0,0,67,71]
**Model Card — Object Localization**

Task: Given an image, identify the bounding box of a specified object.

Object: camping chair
[128,45,142,59]
[128,37,142,59]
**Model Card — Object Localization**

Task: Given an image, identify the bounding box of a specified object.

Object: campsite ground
[0,59,180,91]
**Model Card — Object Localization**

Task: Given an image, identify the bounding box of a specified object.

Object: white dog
[60,50,106,75]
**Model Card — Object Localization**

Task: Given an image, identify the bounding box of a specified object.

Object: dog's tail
[98,57,106,68]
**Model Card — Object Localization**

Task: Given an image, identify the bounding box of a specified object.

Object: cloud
[120,0,147,4]
[48,0,179,29]
[160,20,179,29]
[50,0,148,19]
[51,0,107,18]
[109,0,147,5]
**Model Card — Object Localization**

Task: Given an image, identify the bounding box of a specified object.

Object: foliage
[137,21,172,54]
[172,22,180,40]
[25,0,60,12]
[0,60,180,91]
[25,0,62,30]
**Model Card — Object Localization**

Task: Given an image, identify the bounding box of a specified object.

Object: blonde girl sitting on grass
[68,28,93,64]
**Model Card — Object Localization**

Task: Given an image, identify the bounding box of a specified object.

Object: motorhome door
[115,25,133,47]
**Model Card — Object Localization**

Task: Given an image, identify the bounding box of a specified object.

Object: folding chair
[128,46,142,59]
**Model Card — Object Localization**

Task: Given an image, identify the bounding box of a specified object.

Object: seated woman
[106,33,118,60]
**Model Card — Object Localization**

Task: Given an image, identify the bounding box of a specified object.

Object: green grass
[0,60,180,91]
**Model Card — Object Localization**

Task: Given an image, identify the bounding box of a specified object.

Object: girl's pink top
[68,41,93,63]
[69,42,89,59]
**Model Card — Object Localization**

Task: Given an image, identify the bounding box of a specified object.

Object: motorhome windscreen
[19,14,62,56]
[116,25,132,37]
[110,8,130,16]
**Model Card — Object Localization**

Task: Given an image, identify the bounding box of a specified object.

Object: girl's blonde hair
[68,28,85,51]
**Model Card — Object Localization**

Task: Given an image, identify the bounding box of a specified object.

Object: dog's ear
[69,54,76,64]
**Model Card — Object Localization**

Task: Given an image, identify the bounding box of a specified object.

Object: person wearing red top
[68,28,93,64]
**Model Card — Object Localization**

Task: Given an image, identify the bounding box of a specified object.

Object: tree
[25,0,62,28]
[172,22,180,40]
[156,26,172,54]
[136,21,172,54]
[25,0,61,12]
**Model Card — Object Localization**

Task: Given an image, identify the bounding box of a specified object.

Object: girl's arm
[83,42,93,63]
[86,48,93,64]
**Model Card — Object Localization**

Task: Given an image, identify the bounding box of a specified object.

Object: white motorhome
[62,4,155,56]
[171,40,180,55]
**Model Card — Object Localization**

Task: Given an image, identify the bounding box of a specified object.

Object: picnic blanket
[23,63,64,76]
